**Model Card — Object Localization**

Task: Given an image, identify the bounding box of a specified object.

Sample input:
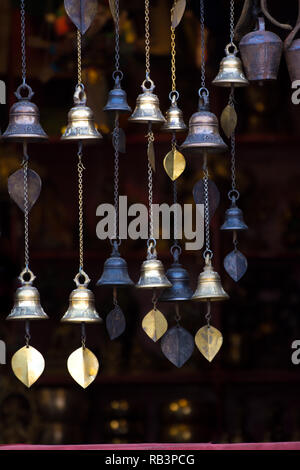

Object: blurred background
[1,0,300,445]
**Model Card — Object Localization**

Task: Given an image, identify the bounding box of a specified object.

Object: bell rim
[135,281,172,289]
[2,134,48,142]
[128,116,166,124]
[191,293,229,302]
[6,313,49,320]
[61,134,103,142]
[60,316,102,323]
[180,142,228,154]
[212,78,249,87]
[96,279,134,287]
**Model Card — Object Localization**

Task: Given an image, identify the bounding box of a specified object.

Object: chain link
[25,321,31,347]
[229,86,238,195]
[20,0,27,84]
[77,142,85,271]
[230,0,235,44]
[77,29,82,85]
[170,2,177,92]
[205,300,211,327]
[203,153,211,255]
[113,113,120,239]
[147,126,154,239]
[114,0,120,72]
[145,0,151,80]
[175,302,181,325]
[22,143,29,271]
[81,322,86,349]
[200,0,206,88]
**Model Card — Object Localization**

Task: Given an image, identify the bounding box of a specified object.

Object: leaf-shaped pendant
[64,0,98,34]
[161,326,194,367]
[112,128,126,154]
[106,305,126,340]
[11,346,45,388]
[195,325,223,362]
[163,149,186,181]
[67,346,99,388]
[193,179,220,220]
[142,309,168,342]
[221,104,237,138]
[8,169,42,213]
[148,141,156,172]
[224,249,248,282]
[171,0,186,28]
[108,0,117,22]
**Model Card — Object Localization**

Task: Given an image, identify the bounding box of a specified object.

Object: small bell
[61,85,102,141]
[128,79,166,124]
[161,92,187,133]
[221,200,248,231]
[7,269,48,321]
[180,92,227,156]
[136,242,171,289]
[61,271,102,323]
[97,241,134,287]
[3,84,48,142]
[103,74,132,113]
[159,246,193,301]
[212,43,248,87]
[192,257,229,302]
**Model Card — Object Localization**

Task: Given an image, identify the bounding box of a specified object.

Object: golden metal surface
[142,308,168,342]
[136,258,172,289]
[221,104,237,138]
[67,346,99,389]
[11,345,45,388]
[195,325,223,362]
[163,148,186,181]
[128,80,166,124]
[213,45,248,87]
[192,258,229,302]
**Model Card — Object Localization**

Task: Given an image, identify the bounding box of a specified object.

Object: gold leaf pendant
[163,149,186,181]
[142,309,168,342]
[11,345,45,388]
[221,104,237,138]
[67,346,99,389]
[195,325,223,362]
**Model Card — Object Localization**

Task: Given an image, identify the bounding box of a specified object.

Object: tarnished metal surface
[161,326,194,368]
[224,249,248,282]
[64,0,98,34]
[106,305,126,340]
[8,168,41,213]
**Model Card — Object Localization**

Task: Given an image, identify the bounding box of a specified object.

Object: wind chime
[159,1,194,368]
[181,0,229,362]
[97,0,134,340]
[4,0,48,387]
[213,0,249,283]
[60,0,102,388]
[129,0,172,342]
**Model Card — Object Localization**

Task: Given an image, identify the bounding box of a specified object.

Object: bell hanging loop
[128,78,166,124]
[192,257,229,302]
[61,85,102,141]
[61,270,102,323]
[97,240,134,287]
[161,91,187,133]
[213,43,248,87]
[103,72,132,113]
[3,83,48,142]
[221,196,248,231]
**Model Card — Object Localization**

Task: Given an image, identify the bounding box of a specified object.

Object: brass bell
[3,84,48,142]
[212,43,248,87]
[61,271,102,323]
[103,73,132,113]
[128,79,166,124]
[97,241,134,287]
[192,257,229,302]
[180,91,227,156]
[221,199,248,231]
[161,92,187,133]
[7,269,48,321]
[61,85,102,141]
[136,241,171,289]
[159,252,193,303]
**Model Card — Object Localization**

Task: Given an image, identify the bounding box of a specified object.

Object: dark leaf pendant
[224,249,248,282]
[161,325,194,368]
[64,0,98,34]
[106,305,126,340]
[193,179,220,220]
[8,169,42,212]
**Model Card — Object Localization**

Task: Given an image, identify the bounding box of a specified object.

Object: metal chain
[172,133,180,245]
[230,0,235,44]
[22,143,29,271]
[20,0,27,84]
[205,300,211,327]
[175,302,181,326]
[81,322,86,349]
[77,29,82,86]
[200,0,206,88]
[170,3,177,92]
[152,290,158,310]
[203,153,212,257]
[147,124,154,239]
[114,0,120,72]
[25,321,31,347]
[145,0,151,80]
[113,113,120,239]
[229,87,239,197]
[77,142,85,271]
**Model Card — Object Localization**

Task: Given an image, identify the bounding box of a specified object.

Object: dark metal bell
[3,84,48,142]
[221,200,248,231]
[96,242,134,287]
[159,262,193,302]
[103,74,132,113]
[285,39,300,82]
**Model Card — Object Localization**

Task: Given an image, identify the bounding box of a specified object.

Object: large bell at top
[97,241,134,287]
[221,200,248,231]
[103,74,132,113]
[61,272,102,323]
[61,85,102,141]
[180,92,227,156]
[161,92,187,133]
[212,43,248,87]
[3,84,48,142]
[192,257,229,302]
[7,269,48,321]
[128,79,166,124]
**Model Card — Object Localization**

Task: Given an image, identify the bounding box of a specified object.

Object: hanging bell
[192,257,229,302]
[180,91,227,156]
[97,241,134,287]
[3,84,48,142]
[136,241,171,289]
[7,269,48,321]
[285,39,300,82]
[212,43,248,87]
[221,199,248,231]
[159,245,193,301]
[103,73,132,113]
[128,79,166,124]
[160,92,187,133]
[61,271,102,323]
[239,17,282,82]
[61,85,102,141]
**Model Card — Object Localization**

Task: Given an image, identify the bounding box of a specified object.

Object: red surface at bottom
[0,442,300,450]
